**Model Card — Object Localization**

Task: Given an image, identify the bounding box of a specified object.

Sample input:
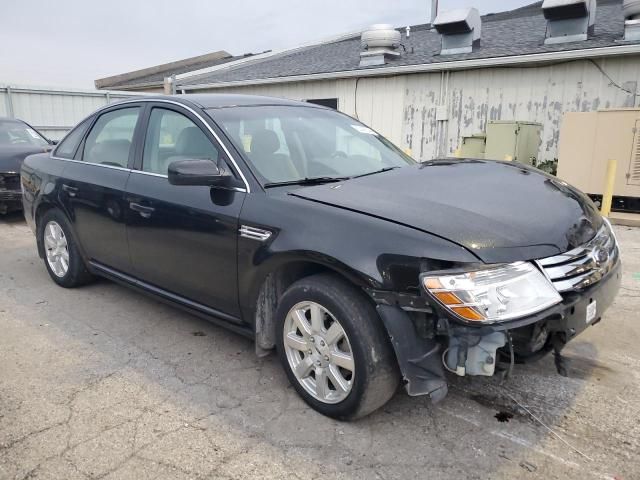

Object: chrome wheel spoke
[291,309,312,337]
[330,351,354,371]
[315,367,329,400]
[44,235,56,249]
[309,304,324,333]
[324,322,344,346]
[327,365,350,393]
[285,332,308,352]
[294,356,314,379]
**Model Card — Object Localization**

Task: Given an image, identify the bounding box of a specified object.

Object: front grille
[0,174,22,202]
[537,223,619,293]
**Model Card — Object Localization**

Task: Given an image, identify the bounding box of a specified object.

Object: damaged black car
[21,95,621,420]
[0,117,53,214]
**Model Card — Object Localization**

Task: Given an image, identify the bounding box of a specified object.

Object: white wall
[0,86,145,140]
[195,55,640,163]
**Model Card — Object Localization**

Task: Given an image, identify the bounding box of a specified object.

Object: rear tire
[39,209,93,288]
[275,273,399,420]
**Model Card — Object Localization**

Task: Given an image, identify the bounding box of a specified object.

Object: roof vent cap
[542,0,596,44]
[359,24,401,67]
[623,0,640,41]
[433,8,481,55]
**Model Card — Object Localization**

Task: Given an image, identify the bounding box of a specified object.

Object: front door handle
[129,202,155,219]
[62,184,78,197]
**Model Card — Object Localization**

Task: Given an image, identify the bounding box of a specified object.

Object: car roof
[108,94,317,110]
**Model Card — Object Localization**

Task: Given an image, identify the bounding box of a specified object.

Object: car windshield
[0,120,49,147]
[208,105,415,185]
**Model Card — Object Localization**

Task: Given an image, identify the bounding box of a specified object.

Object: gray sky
[1,1,534,89]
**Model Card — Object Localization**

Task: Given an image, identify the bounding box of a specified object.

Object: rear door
[59,104,143,272]
[125,102,246,319]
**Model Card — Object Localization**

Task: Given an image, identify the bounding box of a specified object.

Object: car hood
[0,145,51,173]
[290,160,602,264]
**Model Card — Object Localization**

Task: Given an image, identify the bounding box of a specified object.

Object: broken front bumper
[376,259,622,403]
[0,173,23,213]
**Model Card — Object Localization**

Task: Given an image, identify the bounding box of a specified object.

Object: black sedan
[21,95,621,419]
[0,117,53,214]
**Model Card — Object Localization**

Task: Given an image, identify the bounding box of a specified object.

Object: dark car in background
[0,118,53,214]
[20,95,621,420]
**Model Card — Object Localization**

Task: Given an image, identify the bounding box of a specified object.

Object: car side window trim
[78,106,144,169]
[49,98,251,192]
[132,102,247,192]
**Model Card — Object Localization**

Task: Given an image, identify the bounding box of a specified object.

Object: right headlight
[421,262,562,323]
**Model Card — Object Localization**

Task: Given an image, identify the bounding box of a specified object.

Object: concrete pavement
[1,212,639,480]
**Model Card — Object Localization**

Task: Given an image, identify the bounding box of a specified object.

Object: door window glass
[83,107,140,167]
[142,108,219,175]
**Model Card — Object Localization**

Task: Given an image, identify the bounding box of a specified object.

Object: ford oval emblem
[591,247,609,267]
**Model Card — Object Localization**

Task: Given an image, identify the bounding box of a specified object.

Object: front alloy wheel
[275,274,399,420]
[283,301,355,404]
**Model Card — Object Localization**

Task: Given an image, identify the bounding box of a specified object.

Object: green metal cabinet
[460,134,486,158]
[484,121,542,165]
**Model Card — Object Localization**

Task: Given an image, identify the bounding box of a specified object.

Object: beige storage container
[557,109,640,199]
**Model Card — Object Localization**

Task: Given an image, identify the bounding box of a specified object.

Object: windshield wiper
[352,166,400,179]
[263,177,349,188]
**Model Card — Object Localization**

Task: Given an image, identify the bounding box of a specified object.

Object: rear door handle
[129,202,155,219]
[62,184,78,197]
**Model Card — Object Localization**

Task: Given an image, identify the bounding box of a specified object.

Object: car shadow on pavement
[0,211,26,225]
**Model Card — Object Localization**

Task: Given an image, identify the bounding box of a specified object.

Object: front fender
[237,192,479,323]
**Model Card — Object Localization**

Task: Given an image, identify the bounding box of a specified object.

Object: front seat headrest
[175,126,215,158]
[251,130,280,155]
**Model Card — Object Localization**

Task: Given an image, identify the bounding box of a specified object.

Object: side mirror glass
[168,159,235,187]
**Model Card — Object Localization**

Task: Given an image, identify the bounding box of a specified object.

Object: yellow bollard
[453,149,461,158]
[504,155,513,161]
[404,148,413,157]
[600,159,617,217]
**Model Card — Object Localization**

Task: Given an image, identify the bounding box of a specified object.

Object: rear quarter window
[55,118,92,159]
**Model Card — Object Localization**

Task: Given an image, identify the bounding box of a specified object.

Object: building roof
[178,0,638,89]
[95,50,255,90]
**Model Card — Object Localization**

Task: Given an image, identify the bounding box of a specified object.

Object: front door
[59,105,142,272]
[125,104,245,319]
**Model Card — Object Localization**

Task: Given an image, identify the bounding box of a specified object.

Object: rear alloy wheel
[276,273,399,420]
[39,209,93,288]
[44,221,70,278]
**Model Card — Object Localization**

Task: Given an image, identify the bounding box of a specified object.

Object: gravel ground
[1,212,639,480]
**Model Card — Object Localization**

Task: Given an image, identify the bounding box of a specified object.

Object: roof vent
[542,0,596,45]
[433,8,481,55]
[359,24,401,67]
[624,0,640,41]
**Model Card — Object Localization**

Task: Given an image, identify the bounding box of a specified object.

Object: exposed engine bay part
[445,332,507,377]
[376,305,448,402]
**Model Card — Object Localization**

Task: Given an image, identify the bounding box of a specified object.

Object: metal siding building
[176,0,640,163]
[0,86,144,140]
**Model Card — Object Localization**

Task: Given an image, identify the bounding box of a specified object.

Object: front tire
[275,273,399,420]
[39,209,93,288]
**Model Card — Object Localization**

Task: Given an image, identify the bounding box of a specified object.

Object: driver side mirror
[168,159,239,188]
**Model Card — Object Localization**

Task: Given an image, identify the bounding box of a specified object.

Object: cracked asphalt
[1,213,639,480]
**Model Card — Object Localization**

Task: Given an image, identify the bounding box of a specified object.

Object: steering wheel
[332,151,348,159]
